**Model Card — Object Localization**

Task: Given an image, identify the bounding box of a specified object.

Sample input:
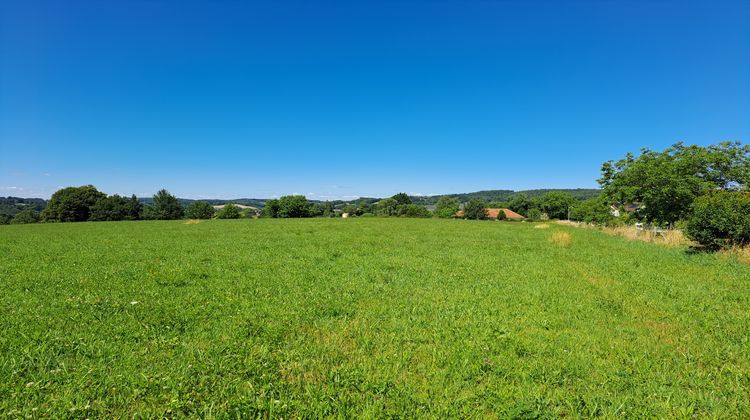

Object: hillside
[410,188,601,205]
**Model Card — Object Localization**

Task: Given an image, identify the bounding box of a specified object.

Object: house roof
[454,208,525,220]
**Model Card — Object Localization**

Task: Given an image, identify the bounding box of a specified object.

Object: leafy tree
[496,209,507,221]
[686,191,750,250]
[185,201,215,219]
[570,197,614,225]
[342,204,359,216]
[391,192,412,205]
[463,198,488,220]
[124,195,143,220]
[599,141,750,225]
[277,195,311,218]
[0,214,11,225]
[435,196,460,218]
[148,189,184,220]
[526,208,543,221]
[539,191,575,220]
[11,209,40,224]
[90,195,131,221]
[241,208,257,218]
[376,198,400,216]
[321,201,335,217]
[508,193,532,216]
[261,199,280,218]
[404,204,431,218]
[216,203,241,219]
[41,185,105,222]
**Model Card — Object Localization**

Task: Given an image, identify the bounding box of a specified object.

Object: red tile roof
[454,208,525,220]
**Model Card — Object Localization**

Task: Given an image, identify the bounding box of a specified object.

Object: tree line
[4,140,748,251]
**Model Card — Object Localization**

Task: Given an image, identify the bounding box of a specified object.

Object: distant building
[610,203,643,217]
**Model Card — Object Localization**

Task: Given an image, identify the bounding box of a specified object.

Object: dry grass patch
[719,246,750,264]
[600,226,692,247]
[184,219,202,225]
[533,224,550,229]
[549,231,572,247]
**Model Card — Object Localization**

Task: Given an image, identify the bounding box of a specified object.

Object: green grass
[1,218,749,417]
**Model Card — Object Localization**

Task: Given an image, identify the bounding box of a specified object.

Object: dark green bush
[463,199,487,220]
[185,201,215,219]
[686,191,750,250]
[216,204,242,219]
[403,204,431,218]
[526,208,542,221]
[496,209,507,221]
[11,209,40,224]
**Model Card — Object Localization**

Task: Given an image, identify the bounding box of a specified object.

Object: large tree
[599,141,750,225]
[375,198,400,216]
[391,192,412,205]
[539,191,575,220]
[463,198,488,220]
[42,185,105,222]
[90,194,131,221]
[124,195,144,220]
[148,189,184,220]
[435,196,460,218]
[261,199,280,218]
[277,195,311,218]
[507,193,533,216]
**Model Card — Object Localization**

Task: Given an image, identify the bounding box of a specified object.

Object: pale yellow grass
[549,231,572,247]
[557,221,692,248]
[602,226,691,247]
[184,219,201,225]
[719,246,750,264]
[534,224,550,229]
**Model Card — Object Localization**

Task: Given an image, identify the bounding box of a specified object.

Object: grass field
[1,218,749,417]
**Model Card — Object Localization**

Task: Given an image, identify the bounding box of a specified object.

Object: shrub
[404,204,431,218]
[686,191,750,250]
[463,199,488,220]
[216,204,241,219]
[185,201,215,219]
[11,209,40,224]
[526,208,543,221]
[496,209,507,221]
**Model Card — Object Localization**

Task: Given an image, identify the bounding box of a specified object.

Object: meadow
[1,218,748,417]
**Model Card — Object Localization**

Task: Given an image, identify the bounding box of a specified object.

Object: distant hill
[138,197,267,208]
[409,189,601,205]
[0,197,47,217]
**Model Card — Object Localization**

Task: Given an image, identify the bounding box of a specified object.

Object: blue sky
[1,0,749,200]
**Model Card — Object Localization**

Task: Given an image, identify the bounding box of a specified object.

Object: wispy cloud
[2,186,23,191]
